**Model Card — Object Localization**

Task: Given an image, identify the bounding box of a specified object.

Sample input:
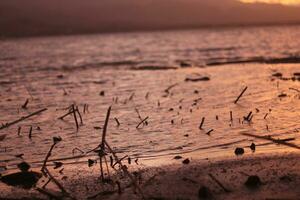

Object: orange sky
[240,0,300,5]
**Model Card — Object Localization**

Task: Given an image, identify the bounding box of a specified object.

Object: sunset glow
[240,0,300,5]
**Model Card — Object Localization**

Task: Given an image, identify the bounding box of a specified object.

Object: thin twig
[289,87,300,93]
[75,106,83,125]
[41,141,59,175]
[209,173,231,193]
[58,110,73,120]
[101,106,112,148]
[241,133,300,149]
[234,86,248,104]
[0,108,47,130]
[21,99,29,109]
[99,106,112,181]
[136,116,149,129]
[199,117,205,130]
[164,83,179,93]
[114,117,120,126]
[72,104,79,130]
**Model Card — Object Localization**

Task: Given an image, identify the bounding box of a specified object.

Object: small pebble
[250,143,256,152]
[245,175,262,189]
[235,147,244,156]
[99,91,105,96]
[174,155,183,160]
[182,158,190,164]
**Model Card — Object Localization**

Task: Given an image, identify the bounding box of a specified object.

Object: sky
[241,0,300,4]
[1,0,300,37]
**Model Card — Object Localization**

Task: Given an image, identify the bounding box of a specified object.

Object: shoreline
[1,152,300,199]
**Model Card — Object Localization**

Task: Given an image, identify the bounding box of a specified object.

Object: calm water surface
[0,26,300,170]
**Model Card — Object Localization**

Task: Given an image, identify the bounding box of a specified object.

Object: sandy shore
[114,153,300,200]
[1,153,300,200]
[0,63,300,199]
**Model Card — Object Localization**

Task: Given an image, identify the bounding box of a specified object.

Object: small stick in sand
[244,111,253,122]
[206,129,214,135]
[103,155,110,178]
[39,137,73,199]
[72,105,79,130]
[135,158,139,165]
[209,173,231,193]
[136,116,149,129]
[41,178,51,189]
[21,99,29,109]
[289,87,300,93]
[63,88,68,95]
[145,92,150,99]
[129,93,135,101]
[135,108,143,121]
[230,111,233,121]
[241,133,300,150]
[0,108,47,130]
[114,117,120,126]
[112,155,128,168]
[75,106,83,125]
[83,104,86,114]
[28,126,33,139]
[72,147,84,155]
[41,136,62,175]
[199,117,205,130]
[98,106,112,181]
[58,110,73,120]
[164,83,179,93]
[264,113,269,119]
[234,86,248,104]
[249,115,254,122]
[17,126,21,136]
[110,156,114,167]
[101,106,111,147]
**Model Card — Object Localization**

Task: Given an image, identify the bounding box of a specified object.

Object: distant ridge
[1,0,300,37]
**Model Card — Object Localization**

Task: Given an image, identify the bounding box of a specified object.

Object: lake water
[0,25,300,170]
[1,25,300,72]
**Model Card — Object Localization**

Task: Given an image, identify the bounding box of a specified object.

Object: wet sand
[1,153,300,200]
[0,63,300,199]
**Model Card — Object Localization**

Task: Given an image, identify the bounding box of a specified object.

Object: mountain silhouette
[1,0,300,37]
